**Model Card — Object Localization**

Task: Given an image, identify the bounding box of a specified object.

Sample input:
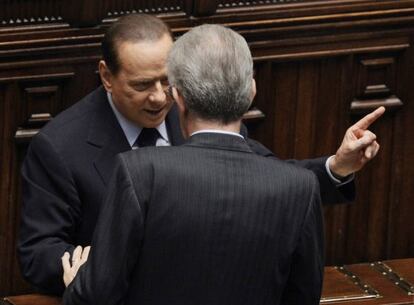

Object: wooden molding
[253,43,410,62]
[350,96,403,114]
[0,72,74,84]
[242,107,266,122]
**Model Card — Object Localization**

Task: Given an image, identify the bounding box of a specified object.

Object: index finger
[352,106,385,130]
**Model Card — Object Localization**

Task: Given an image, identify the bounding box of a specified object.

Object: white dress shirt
[107,92,170,149]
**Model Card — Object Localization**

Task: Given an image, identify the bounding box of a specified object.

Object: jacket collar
[86,87,130,185]
[87,87,185,185]
[86,86,130,151]
[185,132,253,154]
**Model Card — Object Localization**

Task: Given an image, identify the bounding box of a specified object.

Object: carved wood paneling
[0,0,186,27]
[104,0,184,17]
[1,0,414,297]
[350,52,406,114]
[0,0,63,26]
[0,58,100,297]
[386,42,414,259]
[0,82,26,295]
[13,73,74,143]
[248,35,413,267]
[0,83,10,294]
[218,0,312,9]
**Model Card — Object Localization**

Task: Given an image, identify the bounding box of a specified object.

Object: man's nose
[148,81,166,103]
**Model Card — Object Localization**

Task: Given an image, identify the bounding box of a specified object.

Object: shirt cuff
[325,155,355,186]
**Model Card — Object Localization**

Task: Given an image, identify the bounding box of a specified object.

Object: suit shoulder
[255,154,319,192]
[39,87,106,138]
[118,146,188,179]
[262,154,315,176]
[119,146,175,165]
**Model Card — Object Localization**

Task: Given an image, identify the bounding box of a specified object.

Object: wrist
[329,155,352,178]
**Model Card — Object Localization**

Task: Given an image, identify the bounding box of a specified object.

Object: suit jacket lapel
[87,91,185,185]
[87,88,130,185]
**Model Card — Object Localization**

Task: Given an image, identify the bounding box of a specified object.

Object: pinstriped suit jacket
[63,132,324,305]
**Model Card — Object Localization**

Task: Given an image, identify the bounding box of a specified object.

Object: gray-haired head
[167,24,254,124]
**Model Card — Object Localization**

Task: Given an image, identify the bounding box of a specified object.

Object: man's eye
[160,78,169,86]
[134,83,151,91]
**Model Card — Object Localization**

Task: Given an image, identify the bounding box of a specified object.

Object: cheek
[117,85,144,101]
[127,91,149,108]
[112,87,147,109]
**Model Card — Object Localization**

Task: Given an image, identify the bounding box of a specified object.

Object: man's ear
[172,87,191,139]
[99,60,113,92]
[173,87,186,115]
[250,78,257,101]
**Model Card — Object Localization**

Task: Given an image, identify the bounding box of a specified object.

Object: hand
[62,245,91,287]
[329,107,385,177]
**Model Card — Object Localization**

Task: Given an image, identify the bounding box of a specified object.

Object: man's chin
[138,105,172,127]
[141,116,167,128]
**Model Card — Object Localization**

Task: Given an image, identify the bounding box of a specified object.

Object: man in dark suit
[18,14,183,295]
[18,14,382,295]
[62,23,324,305]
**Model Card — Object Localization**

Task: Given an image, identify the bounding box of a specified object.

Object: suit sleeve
[280,175,325,305]
[245,136,355,205]
[63,155,144,305]
[18,132,81,295]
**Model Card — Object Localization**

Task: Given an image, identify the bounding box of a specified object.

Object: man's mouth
[144,108,164,116]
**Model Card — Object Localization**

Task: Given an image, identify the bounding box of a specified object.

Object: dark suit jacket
[18,87,185,294]
[19,86,353,295]
[63,133,324,305]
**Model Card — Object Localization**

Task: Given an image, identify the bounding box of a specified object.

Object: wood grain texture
[1,0,414,297]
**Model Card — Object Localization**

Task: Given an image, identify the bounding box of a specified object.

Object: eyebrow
[129,79,153,85]
[129,76,168,85]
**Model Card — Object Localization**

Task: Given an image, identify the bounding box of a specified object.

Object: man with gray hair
[62,24,324,305]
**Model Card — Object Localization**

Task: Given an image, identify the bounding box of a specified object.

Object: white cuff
[325,155,355,186]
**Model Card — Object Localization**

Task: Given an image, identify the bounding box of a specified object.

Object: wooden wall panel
[0,49,102,296]
[386,39,414,258]
[249,38,413,267]
[0,0,186,27]
[1,0,414,297]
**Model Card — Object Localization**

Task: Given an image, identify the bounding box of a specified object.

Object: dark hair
[102,14,172,74]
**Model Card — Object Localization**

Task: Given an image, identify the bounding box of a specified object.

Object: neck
[184,116,241,138]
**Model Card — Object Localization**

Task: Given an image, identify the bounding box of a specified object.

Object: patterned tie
[135,128,160,148]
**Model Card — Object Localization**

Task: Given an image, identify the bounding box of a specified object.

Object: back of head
[167,24,254,124]
[102,14,172,74]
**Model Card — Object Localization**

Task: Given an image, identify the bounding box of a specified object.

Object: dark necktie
[135,128,160,147]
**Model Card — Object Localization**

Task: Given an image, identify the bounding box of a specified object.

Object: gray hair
[167,24,254,124]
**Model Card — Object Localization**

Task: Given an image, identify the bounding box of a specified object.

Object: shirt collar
[107,92,169,147]
[191,129,244,139]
